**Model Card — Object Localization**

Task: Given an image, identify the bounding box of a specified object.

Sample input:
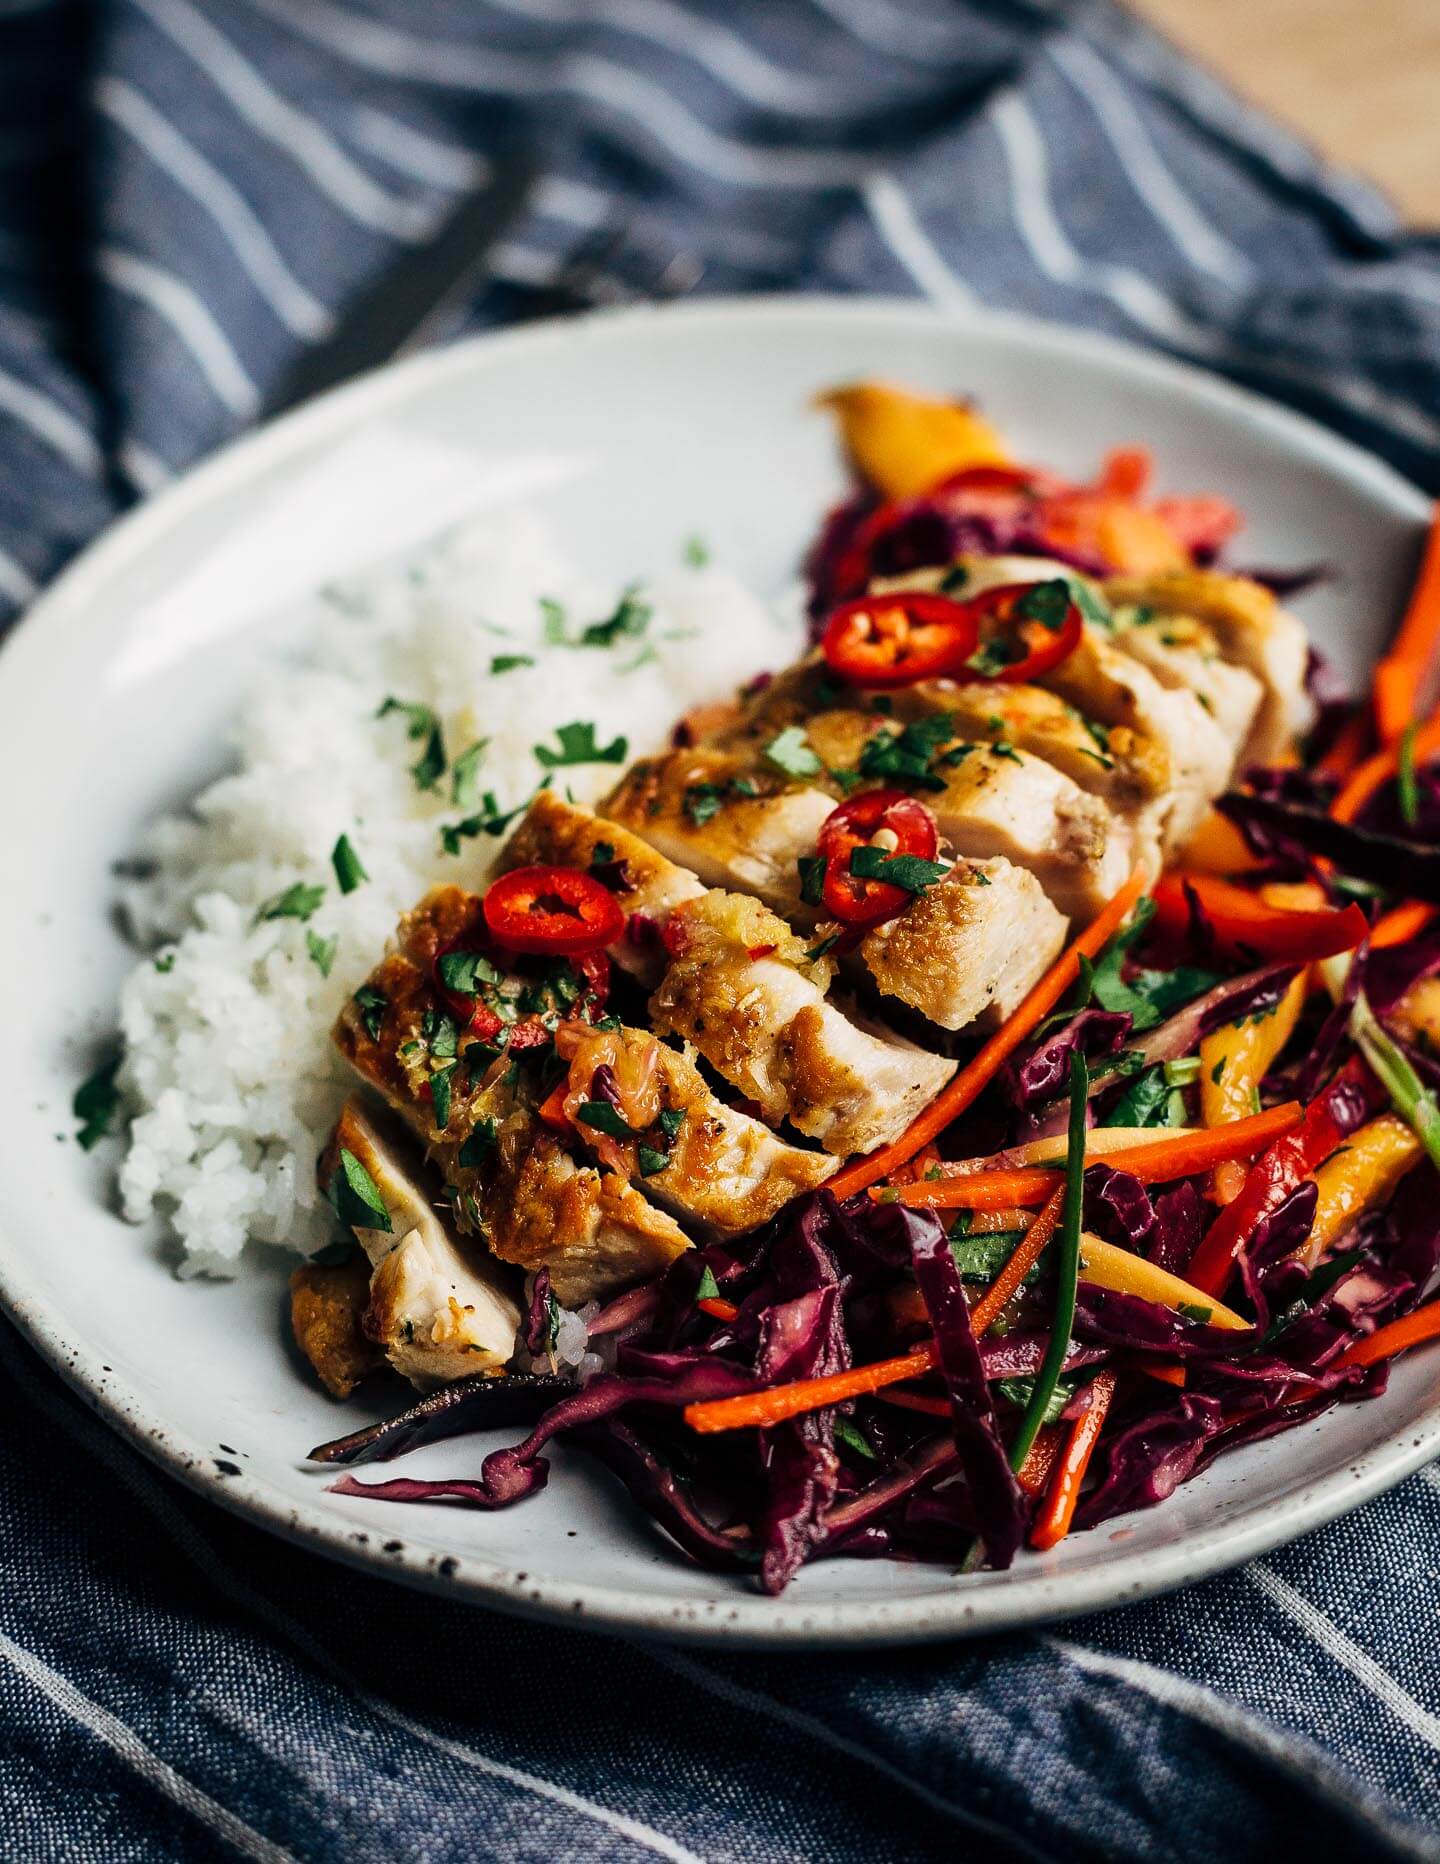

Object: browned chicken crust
[290,1255,382,1399]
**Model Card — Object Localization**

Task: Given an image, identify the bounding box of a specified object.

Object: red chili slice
[817,791,939,929]
[821,591,979,688]
[959,580,1084,683]
[483,865,626,957]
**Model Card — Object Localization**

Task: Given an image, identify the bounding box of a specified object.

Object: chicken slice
[290,1254,384,1399]
[318,1099,522,1387]
[859,857,1066,1031]
[551,1020,835,1234]
[496,789,703,985]
[650,890,955,1155]
[1105,567,1311,763]
[1109,607,1263,767]
[332,884,692,1305]
[606,746,835,912]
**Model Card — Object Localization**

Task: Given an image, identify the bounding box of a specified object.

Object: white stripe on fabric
[482,0,852,116]
[1247,1565,1440,1756]
[0,545,37,605]
[862,171,976,307]
[97,79,332,340]
[804,0,965,59]
[0,364,103,476]
[646,1647,1051,1862]
[1046,38,1253,288]
[117,438,174,496]
[0,1342,705,1864]
[245,0,871,190]
[347,107,490,191]
[990,92,1440,453]
[1047,1636,1433,1857]
[98,247,259,419]
[128,0,429,239]
[0,1628,295,1863]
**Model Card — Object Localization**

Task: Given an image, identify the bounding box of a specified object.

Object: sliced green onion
[1398,722,1420,828]
[1010,1052,1089,1473]
[1349,990,1440,1172]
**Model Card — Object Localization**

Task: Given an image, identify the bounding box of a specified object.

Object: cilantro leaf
[255,882,325,924]
[534,721,627,769]
[491,654,534,675]
[1013,578,1072,631]
[763,726,822,779]
[683,783,725,826]
[637,1145,670,1176]
[658,1108,685,1141]
[694,1265,721,1302]
[576,1100,636,1139]
[683,535,710,567]
[440,792,526,854]
[331,1147,391,1233]
[834,1416,877,1460]
[450,739,489,807]
[848,847,948,893]
[353,985,387,1040]
[378,697,446,791]
[458,1118,498,1169]
[857,715,955,791]
[438,951,502,996]
[305,929,338,977]
[580,584,651,649]
[74,1056,122,1151]
[430,1060,458,1130]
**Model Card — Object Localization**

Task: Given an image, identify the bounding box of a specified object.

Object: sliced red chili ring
[821,591,979,688]
[817,790,939,929]
[959,579,1084,684]
[483,864,626,956]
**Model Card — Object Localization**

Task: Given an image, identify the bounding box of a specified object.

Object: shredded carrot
[968,1189,1066,1333]
[1373,504,1440,745]
[826,867,1149,1199]
[1016,1424,1065,1497]
[875,1388,950,1420]
[1140,1361,1187,1388]
[1029,1370,1118,1550]
[1317,711,1371,781]
[696,1297,740,1323]
[890,1142,944,1186]
[1330,706,1440,825]
[685,1345,937,1434]
[886,1101,1303,1209]
[1371,901,1438,950]
[1332,1298,1440,1372]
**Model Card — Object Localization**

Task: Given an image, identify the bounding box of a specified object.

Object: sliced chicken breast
[318,1099,522,1387]
[859,856,1066,1031]
[1110,607,1263,766]
[649,889,955,1155]
[551,1019,835,1234]
[496,789,703,986]
[1105,567,1311,763]
[331,884,692,1305]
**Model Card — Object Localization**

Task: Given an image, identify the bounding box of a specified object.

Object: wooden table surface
[1130,0,1439,226]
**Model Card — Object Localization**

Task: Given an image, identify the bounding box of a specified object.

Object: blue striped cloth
[4,2,1440,1856]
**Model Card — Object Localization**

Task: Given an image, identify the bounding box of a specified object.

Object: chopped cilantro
[255,882,325,924]
[1101,1062,1187,1129]
[949,1230,1031,1282]
[995,1373,1076,1426]
[540,597,569,644]
[440,792,526,854]
[848,847,948,893]
[153,951,175,974]
[797,853,827,908]
[1178,1301,1213,1325]
[353,984,387,1040]
[580,584,651,648]
[430,1060,458,1130]
[438,950,501,996]
[637,1145,670,1176]
[74,1057,122,1151]
[683,535,710,567]
[834,1416,877,1460]
[305,930,338,977]
[939,564,969,594]
[658,1108,685,1141]
[805,932,842,961]
[1014,578,1071,631]
[1211,1056,1227,1084]
[458,1118,498,1169]
[683,783,725,827]
[576,1100,636,1139]
[331,834,368,895]
[491,654,534,675]
[695,1265,721,1301]
[857,714,955,791]
[423,1007,460,1059]
[377,698,446,792]
[534,721,627,769]
[332,1147,391,1232]
[763,726,822,779]
[450,739,489,808]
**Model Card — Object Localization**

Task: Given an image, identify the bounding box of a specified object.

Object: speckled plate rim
[1,294,1433,1649]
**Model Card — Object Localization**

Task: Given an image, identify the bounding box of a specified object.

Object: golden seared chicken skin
[649,889,954,1155]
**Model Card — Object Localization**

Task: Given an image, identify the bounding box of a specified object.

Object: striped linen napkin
[2,2,1439,1857]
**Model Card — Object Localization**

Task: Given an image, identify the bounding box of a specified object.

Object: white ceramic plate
[1,297,1432,1648]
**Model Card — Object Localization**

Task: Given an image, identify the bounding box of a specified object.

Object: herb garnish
[450,739,489,808]
[857,714,956,791]
[331,1146,391,1233]
[438,951,501,996]
[576,1100,637,1140]
[491,654,534,675]
[848,847,948,893]
[377,697,446,792]
[763,726,822,779]
[331,834,368,895]
[353,985,387,1040]
[834,1416,877,1460]
[683,535,710,567]
[797,854,827,907]
[695,1265,721,1301]
[74,1057,122,1150]
[255,882,325,924]
[430,1061,458,1130]
[637,1145,670,1175]
[534,721,628,769]
[1013,578,1071,631]
[458,1119,498,1169]
[306,930,338,977]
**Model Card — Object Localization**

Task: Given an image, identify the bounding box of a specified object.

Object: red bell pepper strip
[1186,1061,1369,1297]
[1152,872,1368,963]
[1029,1370,1119,1550]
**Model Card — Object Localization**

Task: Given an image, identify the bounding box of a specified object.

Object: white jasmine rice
[116,511,801,1277]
